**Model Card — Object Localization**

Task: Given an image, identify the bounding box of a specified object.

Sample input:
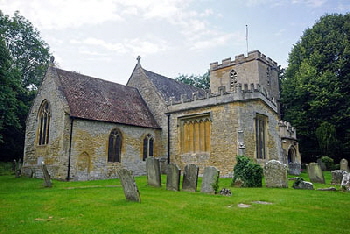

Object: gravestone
[341,172,350,192]
[288,162,301,176]
[117,169,140,202]
[317,158,327,171]
[146,157,161,187]
[182,164,199,192]
[340,158,349,172]
[166,163,181,191]
[41,162,52,187]
[307,163,325,184]
[293,178,314,190]
[331,170,346,185]
[200,166,220,194]
[14,159,22,178]
[264,160,288,188]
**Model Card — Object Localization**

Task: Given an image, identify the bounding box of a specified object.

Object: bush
[321,156,334,170]
[231,156,263,187]
[0,162,14,176]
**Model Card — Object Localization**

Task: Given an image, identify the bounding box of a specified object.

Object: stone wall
[168,96,281,177]
[22,67,71,180]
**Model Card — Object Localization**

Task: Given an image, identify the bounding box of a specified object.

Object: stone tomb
[146,157,161,187]
[341,172,350,192]
[117,169,141,202]
[41,162,52,187]
[307,163,325,184]
[166,163,181,191]
[182,164,199,192]
[200,166,220,194]
[264,160,288,188]
[331,170,346,185]
[340,158,349,172]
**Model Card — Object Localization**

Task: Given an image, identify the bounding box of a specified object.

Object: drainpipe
[167,113,170,164]
[67,117,74,181]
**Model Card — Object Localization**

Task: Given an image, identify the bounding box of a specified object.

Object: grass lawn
[0,172,349,234]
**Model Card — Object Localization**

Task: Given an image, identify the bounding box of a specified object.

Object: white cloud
[292,0,327,7]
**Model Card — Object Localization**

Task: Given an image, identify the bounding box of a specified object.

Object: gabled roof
[142,68,206,101]
[52,67,159,128]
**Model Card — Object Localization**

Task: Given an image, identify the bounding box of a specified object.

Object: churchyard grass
[0,172,349,234]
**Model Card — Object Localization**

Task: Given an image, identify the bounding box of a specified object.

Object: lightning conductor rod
[246,24,249,56]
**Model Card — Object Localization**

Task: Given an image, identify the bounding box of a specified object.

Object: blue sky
[1,0,349,84]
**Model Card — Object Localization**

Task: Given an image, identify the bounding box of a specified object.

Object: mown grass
[0,172,349,234]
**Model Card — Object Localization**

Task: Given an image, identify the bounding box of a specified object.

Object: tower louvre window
[230,70,238,91]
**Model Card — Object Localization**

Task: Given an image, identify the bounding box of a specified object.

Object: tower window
[38,100,50,145]
[255,114,267,159]
[230,70,238,91]
[108,129,122,162]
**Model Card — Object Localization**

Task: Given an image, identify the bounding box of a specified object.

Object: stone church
[22,50,301,180]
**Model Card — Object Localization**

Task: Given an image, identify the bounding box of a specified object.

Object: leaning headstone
[182,164,199,192]
[293,178,314,190]
[146,157,161,187]
[166,163,181,191]
[117,169,141,202]
[340,158,349,172]
[317,158,327,171]
[264,160,288,188]
[41,162,52,187]
[200,166,220,194]
[307,163,325,184]
[331,170,346,185]
[288,162,301,176]
[341,172,350,192]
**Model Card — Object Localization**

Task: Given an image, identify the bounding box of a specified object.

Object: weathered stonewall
[117,169,140,202]
[307,163,325,184]
[200,166,220,194]
[166,163,181,191]
[341,172,350,192]
[182,164,199,192]
[264,160,288,188]
[41,162,52,187]
[331,170,346,185]
[340,158,349,172]
[146,157,161,187]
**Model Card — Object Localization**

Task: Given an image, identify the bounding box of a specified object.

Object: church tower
[209,50,280,112]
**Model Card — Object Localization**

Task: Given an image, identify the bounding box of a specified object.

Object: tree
[281,13,350,162]
[175,71,210,89]
[0,11,50,161]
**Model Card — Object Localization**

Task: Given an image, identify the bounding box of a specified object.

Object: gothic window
[38,100,50,145]
[108,129,122,162]
[180,114,211,154]
[255,114,267,159]
[143,134,154,161]
[230,70,238,91]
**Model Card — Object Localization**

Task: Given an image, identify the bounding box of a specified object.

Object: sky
[1,0,349,85]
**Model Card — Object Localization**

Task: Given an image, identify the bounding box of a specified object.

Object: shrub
[0,162,14,176]
[231,156,263,187]
[321,156,334,170]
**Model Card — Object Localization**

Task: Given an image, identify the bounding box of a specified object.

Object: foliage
[281,13,350,162]
[231,156,263,187]
[175,70,210,89]
[320,156,335,170]
[0,173,349,234]
[0,162,14,175]
[0,11,50,161]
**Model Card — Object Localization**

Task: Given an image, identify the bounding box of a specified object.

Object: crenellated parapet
[279,120,297,140]
[166,83,278,113]
[210,50,279,71]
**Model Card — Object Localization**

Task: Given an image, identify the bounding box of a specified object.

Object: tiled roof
[143,69,206,101]
[53,67,159,128]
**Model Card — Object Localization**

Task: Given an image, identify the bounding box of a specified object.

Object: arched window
[38,100,50,145]
[108,129,122,162]
[288,146,296,163]
[230,70,238,91]
[143,134,154,161]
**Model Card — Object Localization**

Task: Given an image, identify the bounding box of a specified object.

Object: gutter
[67,117,74,181]
[167,113,170,164]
